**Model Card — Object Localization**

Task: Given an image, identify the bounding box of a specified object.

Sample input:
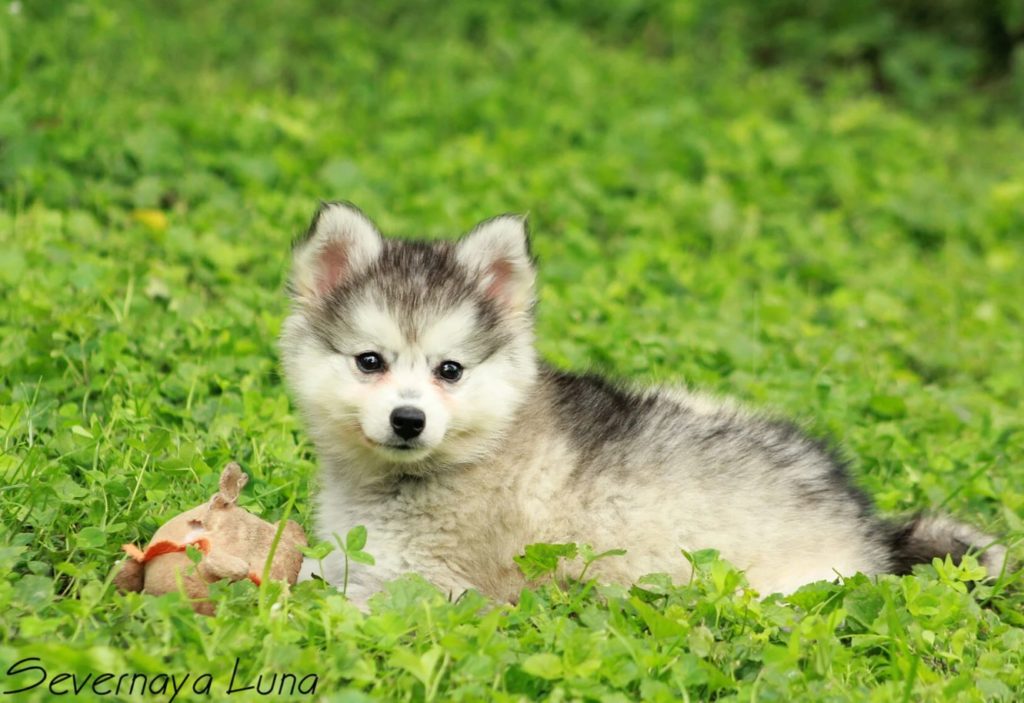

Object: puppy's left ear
[456,215,535,314]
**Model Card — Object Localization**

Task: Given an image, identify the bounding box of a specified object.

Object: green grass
[2,1,1023,700]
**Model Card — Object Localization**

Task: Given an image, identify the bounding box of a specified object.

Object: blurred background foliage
[545,0,1024,107]
[3,0,1023,210]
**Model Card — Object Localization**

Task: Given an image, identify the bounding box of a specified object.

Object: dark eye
[355,352,385,373]
[436,360,463,382]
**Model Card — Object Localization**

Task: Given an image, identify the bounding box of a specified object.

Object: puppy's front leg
[297,551,390,609]
[298,550,473,609]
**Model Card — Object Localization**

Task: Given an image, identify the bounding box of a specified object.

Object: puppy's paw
[297,556,322,582]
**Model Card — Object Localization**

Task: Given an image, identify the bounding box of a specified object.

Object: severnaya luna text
[3,657,318,701]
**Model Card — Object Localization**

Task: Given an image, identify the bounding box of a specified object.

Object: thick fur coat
[280,203,1005,605]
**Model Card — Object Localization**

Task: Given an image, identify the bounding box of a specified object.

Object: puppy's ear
[456,214,535,314]
[290,202,383,302]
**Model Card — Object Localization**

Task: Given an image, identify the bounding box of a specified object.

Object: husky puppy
[280,202,1005,604]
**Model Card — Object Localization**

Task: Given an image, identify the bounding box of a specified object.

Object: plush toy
[112,462,307,615]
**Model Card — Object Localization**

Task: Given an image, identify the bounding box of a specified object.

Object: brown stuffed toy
[112,462,307,615]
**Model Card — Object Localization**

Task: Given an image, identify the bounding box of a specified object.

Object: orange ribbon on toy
[122,537,211,564]
[121,539,262,586]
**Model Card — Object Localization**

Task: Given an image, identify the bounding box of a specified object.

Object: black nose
[390,406,425,440]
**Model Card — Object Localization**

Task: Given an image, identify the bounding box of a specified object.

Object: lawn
[1,1,1023,700]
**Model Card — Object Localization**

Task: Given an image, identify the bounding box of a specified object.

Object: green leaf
[14,575,53,604]
[868,395,907,419]
[346,525,368,552]
[391,646,442,686]
[580,544,627,566]
[514,543,578,580]
[844,587,884,630]
[348,550,376,566]
[76,526,107,549]
[70,425,94,439]
[0,546,26,572]
[299,540,334,561]
[522,653,563,680]
[688,625,715,658]
[630,597,688,639]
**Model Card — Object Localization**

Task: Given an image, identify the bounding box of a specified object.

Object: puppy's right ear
[290,202,383,302]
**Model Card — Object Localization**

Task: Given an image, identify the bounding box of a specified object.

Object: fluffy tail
[889,515,1007,578]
